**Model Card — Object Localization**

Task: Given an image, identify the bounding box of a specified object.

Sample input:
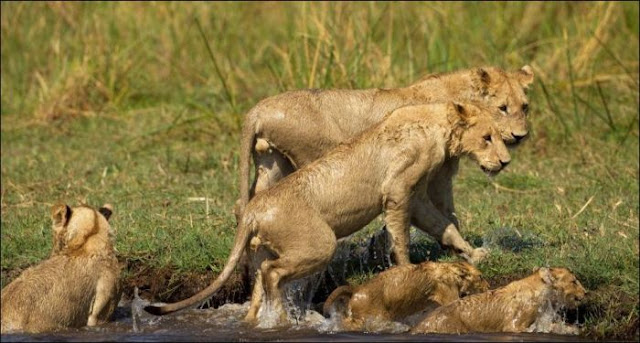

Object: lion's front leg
[426,158,459,228]
[410,197,487,264]
[380,148,428,266]
[383,201,412,266]
[87,274,119,327]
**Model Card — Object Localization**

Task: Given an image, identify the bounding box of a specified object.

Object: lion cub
[411,267,587,335]
[1,203,122,333]
[323,261,489,331]
[145,101,511,325]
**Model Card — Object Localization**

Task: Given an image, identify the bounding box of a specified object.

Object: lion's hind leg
[259,217,337,326]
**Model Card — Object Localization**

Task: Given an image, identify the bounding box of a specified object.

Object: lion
[322,261,489,331]
[410,267,587,335]
[145,101,511,326]
[1,203,122,334]
[236,65,534,264]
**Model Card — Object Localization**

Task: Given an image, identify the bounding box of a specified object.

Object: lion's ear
[516,65,534,88]
[538,267,555,285]
[472,68,491,95]
[98,204,113,221]
[450,101,474,125]
[51,203,72,227]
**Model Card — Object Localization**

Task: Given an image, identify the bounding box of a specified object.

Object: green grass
[1,2,638,339]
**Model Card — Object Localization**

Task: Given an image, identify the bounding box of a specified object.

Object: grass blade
[194,17,237,112]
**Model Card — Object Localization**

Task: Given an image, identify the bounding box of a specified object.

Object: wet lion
[145,101,511,326]
[236,65,534,263]
[411,267,587,335]
[1,203,122,334]
[323,261,489,331]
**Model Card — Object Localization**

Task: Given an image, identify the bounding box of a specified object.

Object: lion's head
[471,65,534,145]
[537,267,587,309]
[51,203,114,255]
[446,261,490,297]
[448,102,511,176]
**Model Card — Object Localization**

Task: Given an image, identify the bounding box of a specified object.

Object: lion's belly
[324,201,382,239]
[311,175,383,238]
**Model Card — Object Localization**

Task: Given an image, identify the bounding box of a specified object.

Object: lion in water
[1,203,122,333]
[411,267,587,335]
[323,261,489,331]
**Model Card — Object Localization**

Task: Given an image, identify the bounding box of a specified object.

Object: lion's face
[51,203,114,254]
[450,261,490,297]
[539,267,587,309]
[477,66,533,145]
[456,104,511,176]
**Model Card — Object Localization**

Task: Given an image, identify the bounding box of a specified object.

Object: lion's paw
[465,247,489,265]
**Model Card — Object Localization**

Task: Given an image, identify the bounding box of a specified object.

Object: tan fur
[145,101,511,325]
[236,65,534,263]
[411,267,587,334]
[1,204,122,334]
[323,261,489,330]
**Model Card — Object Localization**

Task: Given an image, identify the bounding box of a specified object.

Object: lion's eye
[499,105,508,112]
[483,135,492,143]
[522,103,529,114]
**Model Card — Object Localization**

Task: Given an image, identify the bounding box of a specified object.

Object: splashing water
[131,287,162,332]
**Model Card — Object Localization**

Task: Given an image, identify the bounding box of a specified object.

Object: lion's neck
[502,275,552,308]
[63,234,115,258]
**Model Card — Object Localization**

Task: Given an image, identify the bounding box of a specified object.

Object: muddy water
[1,228,591,342]
[1,301,591,342]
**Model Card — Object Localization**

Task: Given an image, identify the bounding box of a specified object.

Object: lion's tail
[144,216,255,316]
[236,108,257,220]
[322,285,354,318]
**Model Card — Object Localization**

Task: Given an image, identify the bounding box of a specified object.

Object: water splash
[525,294,581,335]
[131,287,162,332]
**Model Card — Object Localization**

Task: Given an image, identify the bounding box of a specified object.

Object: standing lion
[1,203,122,333]
[236,65,534,264]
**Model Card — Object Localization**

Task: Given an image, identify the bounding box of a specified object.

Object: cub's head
[445,261,490,297]
[448,102,511,177]
[471,65,534,145]
[537,267,587,309]
[51,203,115,256]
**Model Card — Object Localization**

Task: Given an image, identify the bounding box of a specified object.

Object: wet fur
[411,267,587,334]
[1,204,122,333]
[323,261,490,330]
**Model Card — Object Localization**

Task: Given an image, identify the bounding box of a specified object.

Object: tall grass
[1,2,638,339]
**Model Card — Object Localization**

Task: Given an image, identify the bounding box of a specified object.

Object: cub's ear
[449,101,474,125]
[537,267,555,285]
[51,203,72,227]
[472,68,491,95]
[477,68,491,85]
[516,65,534,88]
[98,204,113,221]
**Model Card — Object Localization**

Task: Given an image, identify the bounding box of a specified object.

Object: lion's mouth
[481,166,501,177]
